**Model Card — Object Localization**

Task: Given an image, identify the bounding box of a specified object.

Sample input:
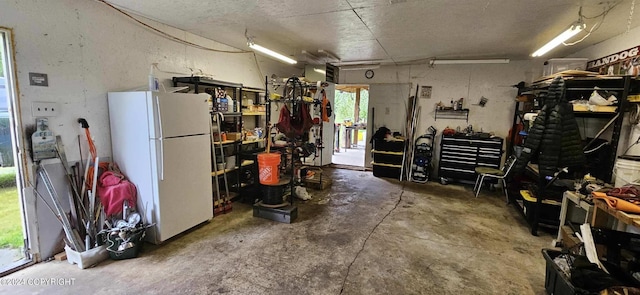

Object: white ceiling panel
[105,0,640,66]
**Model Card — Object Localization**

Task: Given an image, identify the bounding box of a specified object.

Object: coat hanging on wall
[276,103,313,138]
[514,76,585,177]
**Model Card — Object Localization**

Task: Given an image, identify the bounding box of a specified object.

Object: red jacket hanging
[276,103,313,138]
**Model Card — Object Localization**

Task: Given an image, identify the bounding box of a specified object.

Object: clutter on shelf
[570,86,619,113]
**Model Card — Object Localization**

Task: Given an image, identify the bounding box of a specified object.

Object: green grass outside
[0,167,22,249]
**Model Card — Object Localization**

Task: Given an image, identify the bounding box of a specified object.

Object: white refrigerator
[108,91,213,244]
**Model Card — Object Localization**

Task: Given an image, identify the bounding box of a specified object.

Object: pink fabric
[97,171,137,217]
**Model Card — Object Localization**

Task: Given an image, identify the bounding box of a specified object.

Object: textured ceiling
[105,0,640,66]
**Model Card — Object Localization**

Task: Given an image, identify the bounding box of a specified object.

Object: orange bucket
[258,152,281,185]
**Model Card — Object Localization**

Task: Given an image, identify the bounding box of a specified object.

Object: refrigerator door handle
[155,96,164,180]
[159,138,164,180]
[155,95,164,139]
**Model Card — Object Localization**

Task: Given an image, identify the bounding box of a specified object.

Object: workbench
[591,197,640,231]
[557,191,640,249]
[553,191,594,248]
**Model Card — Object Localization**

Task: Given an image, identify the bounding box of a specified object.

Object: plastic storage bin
[542,249,582,295]
[373,138,405,153]
[372,152,403,165]
[543,58,588,76]
[106,229,145,260]
[65,245,109,269]
[372,163,402,180]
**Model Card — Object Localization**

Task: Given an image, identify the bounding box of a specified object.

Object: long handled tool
[78,118,100,249]
[55,136,88,234]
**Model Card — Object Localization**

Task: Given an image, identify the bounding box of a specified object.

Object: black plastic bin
[372,152,403,165]
[373,139,404,153]
[542,249,585,295]
[372,164,401,180]
[107,229,145,260]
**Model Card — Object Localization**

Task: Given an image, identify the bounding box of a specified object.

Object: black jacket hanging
[514,76,585,177]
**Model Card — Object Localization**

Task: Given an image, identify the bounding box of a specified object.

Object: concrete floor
[0,168,553,294]
[332,147,365,167]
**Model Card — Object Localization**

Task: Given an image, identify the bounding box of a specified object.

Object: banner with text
[586,45,640,76]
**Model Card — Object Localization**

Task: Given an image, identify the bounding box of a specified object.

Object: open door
[332,85,368,167]
[0,28,33,275]
[365,83,411,169]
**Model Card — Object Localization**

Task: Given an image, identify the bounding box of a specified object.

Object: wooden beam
[354,88,361,123]
[54,251,67,261]
[354,88,361,146]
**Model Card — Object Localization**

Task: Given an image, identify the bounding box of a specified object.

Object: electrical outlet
[31,102,59,117]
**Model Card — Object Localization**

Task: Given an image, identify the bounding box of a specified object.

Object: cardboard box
[589,105,617,113]
[303,168,332,190]
[226,132,243,141]
[572,104,589,112]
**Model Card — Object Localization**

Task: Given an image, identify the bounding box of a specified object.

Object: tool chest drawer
[438,134,503,182]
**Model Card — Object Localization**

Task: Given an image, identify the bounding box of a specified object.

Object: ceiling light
[340,64,381,71]
[313,68,326,75]
[318,49,340,62]
[531,21,586,57]
[429,59,510,65]
[302,50,322,63]
[248,41,297,64]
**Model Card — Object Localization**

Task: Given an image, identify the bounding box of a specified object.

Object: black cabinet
[438,134,503,183]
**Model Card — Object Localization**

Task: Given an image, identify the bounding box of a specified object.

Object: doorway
[332,85,368,167]
[0,28,31,275]
[364,83,411,169]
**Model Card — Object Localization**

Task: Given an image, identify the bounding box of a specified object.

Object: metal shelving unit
[172,76,263,208]
[508,75,639,235]
[434,109,469,121]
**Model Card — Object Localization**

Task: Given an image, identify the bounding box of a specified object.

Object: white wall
[568,25,640,61]
[1,0,296,260]
[340,61,540,174]
[2,0,295,164]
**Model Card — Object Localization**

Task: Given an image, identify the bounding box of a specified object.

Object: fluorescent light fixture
[340,64,380,71]
[248,41,297,64]
[313,68,326,75]
[318,49,340,61]
[430,59,510,65]
[531,22,586,57]
[302,50,322,63]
